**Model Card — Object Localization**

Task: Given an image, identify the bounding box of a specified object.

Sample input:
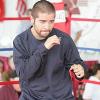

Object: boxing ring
[0,1,100,100]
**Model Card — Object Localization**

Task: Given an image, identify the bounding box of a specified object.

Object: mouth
[41,30,50,33]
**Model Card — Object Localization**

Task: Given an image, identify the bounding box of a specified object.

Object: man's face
[32,12,55,39]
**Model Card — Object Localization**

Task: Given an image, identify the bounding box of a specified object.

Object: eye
[50,20,54,23]
[39,20,46,24]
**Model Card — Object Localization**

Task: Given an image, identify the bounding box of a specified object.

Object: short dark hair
[31,0,55,18]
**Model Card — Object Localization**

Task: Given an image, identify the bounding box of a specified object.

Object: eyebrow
[39,19,55,22]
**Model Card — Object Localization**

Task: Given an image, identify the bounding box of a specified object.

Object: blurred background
[0,0,100,100]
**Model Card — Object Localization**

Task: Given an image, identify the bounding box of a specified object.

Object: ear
[30,15,34,24]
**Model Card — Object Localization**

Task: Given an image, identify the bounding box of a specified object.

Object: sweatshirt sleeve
[64,36,87,72]
[13,36,48,81]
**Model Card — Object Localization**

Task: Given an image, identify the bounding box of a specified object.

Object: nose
[44,23,50,29]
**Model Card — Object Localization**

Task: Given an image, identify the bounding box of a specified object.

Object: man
[13,0,87,100]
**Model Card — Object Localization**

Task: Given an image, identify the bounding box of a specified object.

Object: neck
[31,27,45,40]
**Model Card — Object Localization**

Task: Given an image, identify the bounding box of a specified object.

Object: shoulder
[13,28,31,52]
[53,28,76,48]
[53,28,69,36]
[13,28,30,44]
[53,28,72,41]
